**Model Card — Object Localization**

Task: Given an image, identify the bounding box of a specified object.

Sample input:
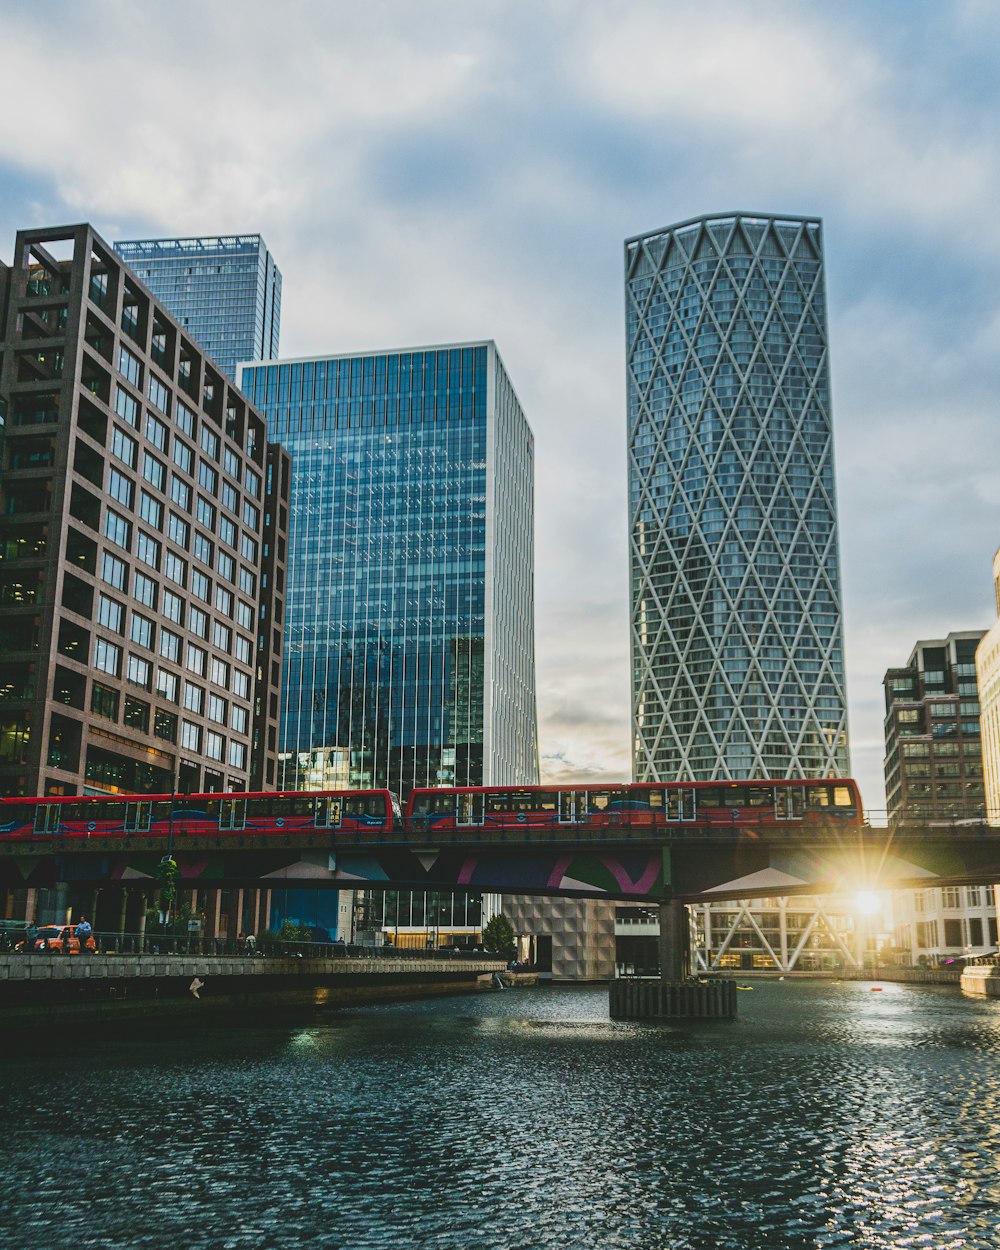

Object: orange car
[22,925,97,954]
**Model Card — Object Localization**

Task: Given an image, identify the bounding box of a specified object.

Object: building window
[170,475,192,511]
[200,427,220,461]
[139,493,163,531]
[117,346,142,388]
[210,658,230,689]
[91,682,119,720]
[191,570,210,601]
[183,682,204,714]
[176,401,195,437]
[156,668,178,703]
[206,731,224,762]
[189,606,209,639]
[147,377,170,416]
[208,694,227,724]
[136,530,161,570]
[168,512,190,549]
[107,466,134,509]
[115,385,139,428]
[142,453,166,492]
[111,428,137,469]
[101,552,128,591]
[194,533,214,567]
[94,639,121,677]
[133,571,157,610]
[159,629,181,663]
[164,552,187,588]
[97,595,124,634]
[126,654,151,690]
[172,440,193,474]
[154,710,178,742]
[228,741,247,770]
[181,721,202,752]
[123,697,150,734]
[186,644,207,677]
[145,411,169,449]
[162,590,183,625]
[130,612,155,650]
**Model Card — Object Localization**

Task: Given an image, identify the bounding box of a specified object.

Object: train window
[646,790,665,810]
[746,788,773,808]
[0,803,33,827]
[124,802,152,833]
[832,786,855,808]
[287,796,314,818]
[59,803,90,823]
[202,799,220,821]
[806,787,831,808]
[666,789,695,820]
[409,794,434,819]
[587,792,611,812]
[697,789,723,807]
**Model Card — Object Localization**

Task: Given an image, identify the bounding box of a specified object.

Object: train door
[32,804,59,835]
[775,787,805,821]
[456,792,484,826]
[667,789,695,822]
[558,791,582,824]
[315,797,342,830]
[124,801,153,833]
[220,798,247,831]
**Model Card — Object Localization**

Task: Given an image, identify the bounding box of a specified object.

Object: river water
[1,980,999,1249]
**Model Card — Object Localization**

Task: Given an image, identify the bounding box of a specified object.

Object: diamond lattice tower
[626,212,850,781]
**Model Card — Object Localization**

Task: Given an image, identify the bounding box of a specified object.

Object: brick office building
[0,224,289,799]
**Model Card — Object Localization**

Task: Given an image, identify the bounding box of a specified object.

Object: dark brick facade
[0,225,288,797]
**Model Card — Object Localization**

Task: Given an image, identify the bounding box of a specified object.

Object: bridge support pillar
[658,899,690,981]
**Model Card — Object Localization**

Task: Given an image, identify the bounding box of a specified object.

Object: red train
[0,779,862,841]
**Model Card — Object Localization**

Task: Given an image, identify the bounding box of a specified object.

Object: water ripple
[2,982,1000,1248]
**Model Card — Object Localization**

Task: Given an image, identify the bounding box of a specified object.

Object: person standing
[23,919,37,954]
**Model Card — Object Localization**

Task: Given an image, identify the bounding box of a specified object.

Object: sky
[2,0,999,814]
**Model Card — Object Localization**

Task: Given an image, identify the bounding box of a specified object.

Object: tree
[483,913,516,961]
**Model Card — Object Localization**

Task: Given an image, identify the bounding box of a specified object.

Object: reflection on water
[2,982,1000,1249]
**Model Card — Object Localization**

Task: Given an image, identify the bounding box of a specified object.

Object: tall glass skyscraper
[113,235,281,384]
[626,212,849,782]
[241,342,538,797]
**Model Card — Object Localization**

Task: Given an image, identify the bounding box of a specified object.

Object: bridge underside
[4,829,1000,901]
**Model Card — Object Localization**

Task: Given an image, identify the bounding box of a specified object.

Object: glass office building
[241,342,539,798]
[626,212,849,781]
[113,235,281,385]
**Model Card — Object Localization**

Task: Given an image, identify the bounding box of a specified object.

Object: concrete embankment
[959,965,1000,997]
[0,953,506,1021]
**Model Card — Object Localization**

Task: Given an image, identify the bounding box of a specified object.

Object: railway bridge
[3,817,999,981]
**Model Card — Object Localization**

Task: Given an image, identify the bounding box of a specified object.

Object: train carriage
[406,779,863,834]
[0,789,401,841]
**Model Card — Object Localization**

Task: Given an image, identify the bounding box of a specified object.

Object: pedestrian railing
[6,929,499,961]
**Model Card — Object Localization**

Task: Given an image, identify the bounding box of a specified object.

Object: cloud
[1,0,999,817]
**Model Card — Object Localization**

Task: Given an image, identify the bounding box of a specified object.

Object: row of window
[115,356,262,501]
